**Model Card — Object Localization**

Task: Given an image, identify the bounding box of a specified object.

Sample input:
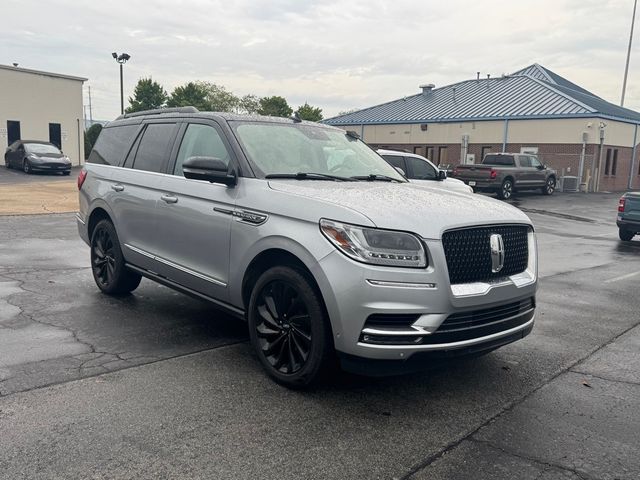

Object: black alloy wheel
[23,159,31,174]
[542,177,556,195]
[4,155,10,169]
[498,179,513,200]
[248,266,332,387]
[90,219,141,294]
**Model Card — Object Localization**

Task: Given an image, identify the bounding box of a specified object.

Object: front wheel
[62,171,71,176]
[23,159,31,174]
[90,219,142,294]
[248,266,333,388]
[4,156,10,169]
[619,228,635,242]
[497,179,513,200]
[542,177,556,195]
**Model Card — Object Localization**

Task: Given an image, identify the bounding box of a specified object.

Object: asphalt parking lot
[1,186,639,479]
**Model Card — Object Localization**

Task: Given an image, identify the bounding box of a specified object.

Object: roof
[324,63,640,126]
[0,64,87,82]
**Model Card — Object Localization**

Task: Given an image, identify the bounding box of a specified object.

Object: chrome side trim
[358,316,534,351]
[124,244,227,287]
[366,279,437,289]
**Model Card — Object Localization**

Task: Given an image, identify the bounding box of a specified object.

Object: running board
[125,263,246,320]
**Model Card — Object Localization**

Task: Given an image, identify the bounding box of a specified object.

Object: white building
[0,64,87,166]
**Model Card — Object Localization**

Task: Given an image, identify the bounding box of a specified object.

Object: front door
[154,121,238,302]
[528,155,547,186]
[49,123,62,149]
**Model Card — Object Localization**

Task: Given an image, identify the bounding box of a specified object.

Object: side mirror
[394,166,406,177]
[438,170,447,180]
[182,156,236,186]
[536,164,545,170]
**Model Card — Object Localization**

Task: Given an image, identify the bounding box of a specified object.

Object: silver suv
[77,107,537,387]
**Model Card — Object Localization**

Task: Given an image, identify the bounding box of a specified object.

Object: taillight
[490,169,497,179]
[618,197,626,213]
[77,168,87,190]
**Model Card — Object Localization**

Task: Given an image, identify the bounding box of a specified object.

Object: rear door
[153,120,238,301]
[109,121,179,272]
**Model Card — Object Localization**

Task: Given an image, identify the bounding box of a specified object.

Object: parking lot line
[604,270,640,283]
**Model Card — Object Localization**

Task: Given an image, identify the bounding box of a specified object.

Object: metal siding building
[325,64,640,191]
[0,64,87,166]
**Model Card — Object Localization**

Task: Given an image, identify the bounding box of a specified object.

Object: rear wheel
[497,179,513,200]
[90,219,142,294]
[23,159,31,174]
[619,228,635,242]
[248,266,333,388]
[542,176,556,195]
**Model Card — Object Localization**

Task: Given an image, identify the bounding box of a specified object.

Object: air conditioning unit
[561,176,579,193]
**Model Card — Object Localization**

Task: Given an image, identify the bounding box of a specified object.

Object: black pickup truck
[453,153,557,200]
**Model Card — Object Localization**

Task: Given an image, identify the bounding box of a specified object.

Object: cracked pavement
[0,192,639,479]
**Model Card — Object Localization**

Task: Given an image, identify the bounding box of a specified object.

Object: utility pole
[621,0,638,107]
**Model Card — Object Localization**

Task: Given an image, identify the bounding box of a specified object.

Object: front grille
[442,225,529,284]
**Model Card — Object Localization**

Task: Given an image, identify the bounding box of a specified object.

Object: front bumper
[30,163,71,172]
[313,231,537,368]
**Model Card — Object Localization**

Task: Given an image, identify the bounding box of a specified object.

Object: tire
[62,171,71,176]
[4,156,10,169]
[23,159,31,174]
[90,219,142,295]
[619,228,635,242]
[248,266,333,388]
[542,176,556,195]
[497,179,514,200]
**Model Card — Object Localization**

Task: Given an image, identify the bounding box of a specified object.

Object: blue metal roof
[324,64,640,126]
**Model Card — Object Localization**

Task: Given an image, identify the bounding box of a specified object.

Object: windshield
[25,143,61,155]
[231,122,405,181]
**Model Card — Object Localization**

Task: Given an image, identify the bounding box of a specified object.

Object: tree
[167,82,210,111]
[237,94,261,114]
[295,102,323,122]
[126,78,167,113]
[196,81,239,112]
[257,96,293,117]
[84,123,102,158]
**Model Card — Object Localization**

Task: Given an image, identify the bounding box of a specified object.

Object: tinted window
[483,154,515,166]
[519,155,532,167]
[407,157,437,180]
[132,123,177,173]
[382,155,407,174]
[530,156,542,168]
[88,125,138,166]
[174,124,230,176]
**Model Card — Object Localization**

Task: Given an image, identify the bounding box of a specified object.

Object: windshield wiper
[265,172,352,182]
[350,174,403,183]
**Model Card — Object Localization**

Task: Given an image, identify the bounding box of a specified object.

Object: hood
[409,177,472,194]
[31,152,66,160]
[268,180,531,239]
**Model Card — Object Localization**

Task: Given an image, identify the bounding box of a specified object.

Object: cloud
[1,0,638,120]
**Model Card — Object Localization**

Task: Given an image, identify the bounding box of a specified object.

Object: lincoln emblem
[489,233,505,273]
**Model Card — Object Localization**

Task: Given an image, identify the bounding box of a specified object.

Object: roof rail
[116,106,199,120]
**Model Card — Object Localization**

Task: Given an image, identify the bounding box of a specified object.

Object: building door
[7,121,20,146]
[438,146,448,166]
[426,146,435,161]
[413,146,425,156]
[481,146,492,160]
[49,123,62,149]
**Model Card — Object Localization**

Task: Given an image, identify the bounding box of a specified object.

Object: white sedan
[377,149,473,194]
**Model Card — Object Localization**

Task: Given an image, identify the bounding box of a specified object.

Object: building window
[7,120,21,145]
[611,149,618,176]
[481,146,492,159]
[413,146,424,156]
[604,148,612,175]
[438,146,448,165]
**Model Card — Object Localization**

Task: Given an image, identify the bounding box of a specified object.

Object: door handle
[161,194,178,204]
[111,184,124,192]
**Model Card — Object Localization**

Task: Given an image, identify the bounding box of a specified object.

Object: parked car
[617,192,640,241]
[377,149,473,194]
[78,107,537,387]
[4,140,72,175]
[452,153,556,200]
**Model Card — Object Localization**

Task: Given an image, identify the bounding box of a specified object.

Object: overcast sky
[2,0,639,121]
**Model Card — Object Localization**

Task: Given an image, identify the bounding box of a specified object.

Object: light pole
[621,0,637,107]
[112,52,131,114]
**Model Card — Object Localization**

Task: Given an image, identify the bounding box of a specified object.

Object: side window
[174,123,231,176]
[382,155,407,175]
[132,123,177,173]
[407,157,437,180]
[88,125,139,166]
[519,155,532,167]
[529,156,542,168]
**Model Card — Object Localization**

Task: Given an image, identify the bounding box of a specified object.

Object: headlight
[320,219,427,267]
